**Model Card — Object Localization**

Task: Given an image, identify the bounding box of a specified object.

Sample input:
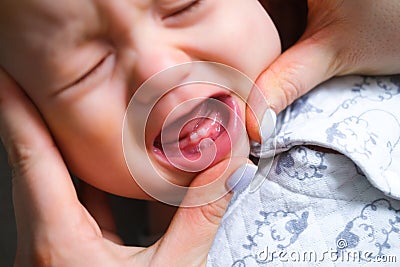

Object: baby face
[0,0,280,199]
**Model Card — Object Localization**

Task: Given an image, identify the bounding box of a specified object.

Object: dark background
[0,144,16,266]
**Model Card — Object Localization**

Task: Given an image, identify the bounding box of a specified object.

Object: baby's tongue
[161,98,228,160]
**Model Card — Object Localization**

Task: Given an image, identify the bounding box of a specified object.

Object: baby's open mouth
[152,94,241,171]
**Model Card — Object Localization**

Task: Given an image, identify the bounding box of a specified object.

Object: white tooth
[200,138,213,149]
[197,128,208,137]
[190,132,200,142]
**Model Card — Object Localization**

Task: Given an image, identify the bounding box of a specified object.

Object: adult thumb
[247,36,338,142]
[150,159,257,267]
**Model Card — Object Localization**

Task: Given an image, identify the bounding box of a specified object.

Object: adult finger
[247,0,400,142]
[0,69,93,234]
[246,36,338,142]
[147,159,257,266]
[246,1,342,142]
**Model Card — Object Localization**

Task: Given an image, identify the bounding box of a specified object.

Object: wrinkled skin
[248,0,400,142]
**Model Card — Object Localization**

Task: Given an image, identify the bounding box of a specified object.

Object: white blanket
[208,75,400,266]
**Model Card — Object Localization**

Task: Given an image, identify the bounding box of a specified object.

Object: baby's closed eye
[56,52,115,94]
[159,0,206,26]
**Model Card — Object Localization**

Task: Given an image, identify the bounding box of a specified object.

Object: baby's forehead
[0,0,100,91]
[0,0,98,37]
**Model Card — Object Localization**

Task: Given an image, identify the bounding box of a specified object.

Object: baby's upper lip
[155,83,229,124]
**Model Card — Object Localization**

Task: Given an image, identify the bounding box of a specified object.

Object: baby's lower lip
[152,95,241,171]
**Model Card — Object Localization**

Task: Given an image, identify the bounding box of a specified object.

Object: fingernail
[226,164,257,193]
[260,108,277,142]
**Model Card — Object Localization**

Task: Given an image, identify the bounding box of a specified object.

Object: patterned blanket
[208,75,400,266]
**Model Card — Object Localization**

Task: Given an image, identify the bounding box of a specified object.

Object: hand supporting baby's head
[0,0,281,201]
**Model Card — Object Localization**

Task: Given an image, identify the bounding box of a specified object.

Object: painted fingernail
[226,164,257,193]
[260,108,277,142]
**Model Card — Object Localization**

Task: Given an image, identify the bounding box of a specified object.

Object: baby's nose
[132,44,192,104]
[137,46,190,80]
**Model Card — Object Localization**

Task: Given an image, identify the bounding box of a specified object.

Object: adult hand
[248,0,400,142]
[0,69,255,267]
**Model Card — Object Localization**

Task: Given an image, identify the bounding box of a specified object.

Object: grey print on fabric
[230,210,309,266]
[289,95,323,120]
[207,75,400,267]
[273,132,292,150]
[335,199,400,261]
[275,147,327,180]
[326,110,400,171]
[330,75,400,117]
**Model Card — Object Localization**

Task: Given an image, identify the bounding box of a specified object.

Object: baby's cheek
[42,110,147,198]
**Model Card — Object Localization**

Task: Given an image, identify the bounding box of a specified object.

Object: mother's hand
[0,69,254,267]
[248,0,400,142]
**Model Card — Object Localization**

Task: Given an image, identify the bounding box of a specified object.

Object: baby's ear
[259,0,308,50]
